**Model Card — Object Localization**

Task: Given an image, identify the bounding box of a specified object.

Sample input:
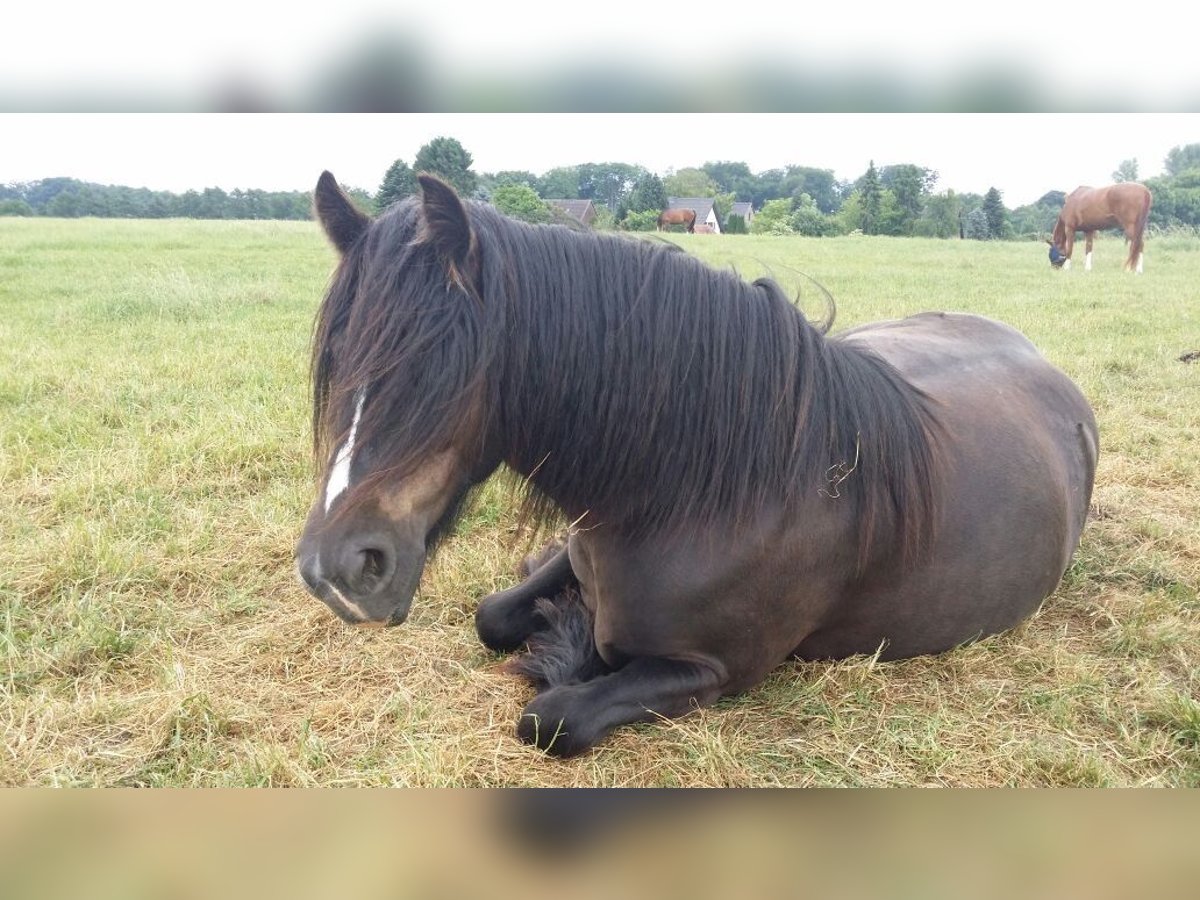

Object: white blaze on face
[324,391,365,513]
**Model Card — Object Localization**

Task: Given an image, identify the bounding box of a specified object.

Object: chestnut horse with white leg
[1047,183,1152,273]
[657,207,696,233]
[297,171,1099,758]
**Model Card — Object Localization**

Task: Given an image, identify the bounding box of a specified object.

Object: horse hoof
[517,691,596,757]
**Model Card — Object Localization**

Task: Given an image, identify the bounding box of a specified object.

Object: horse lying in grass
[296,172,1099,757]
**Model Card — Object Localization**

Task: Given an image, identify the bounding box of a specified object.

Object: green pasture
[1,218,1197,785]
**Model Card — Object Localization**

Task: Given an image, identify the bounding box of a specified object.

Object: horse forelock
[310,197,494,508]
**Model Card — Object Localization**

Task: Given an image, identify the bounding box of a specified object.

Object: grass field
[2,217,1198,786]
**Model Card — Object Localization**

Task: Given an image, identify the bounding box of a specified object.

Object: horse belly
[821,313,1098,659]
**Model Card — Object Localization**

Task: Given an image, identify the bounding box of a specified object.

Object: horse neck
[488,230,840,530]
[1051,216,1067,245]
[487,227,939,565]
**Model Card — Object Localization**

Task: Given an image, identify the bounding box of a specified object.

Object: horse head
[1046,240,1067,268]
[295,173,501,626]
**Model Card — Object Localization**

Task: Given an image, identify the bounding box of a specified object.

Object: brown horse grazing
[297,172,1099,758]
[1048,183,1152,273]
[657,207,696,233]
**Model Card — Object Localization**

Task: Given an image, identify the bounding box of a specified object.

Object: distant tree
[880,164,937,234]
[701,161,755,199]
[1034,190,1067,208]
[750,198,796,235]
[1144,170,1200,228]
[1165,143,1200,176]
[414,137,477,197]
[0,198,33,216]
[575,163,646,212]
[1113,159,1139,183]
[620,209,660,231]
[982,187,1007,238]
[916,190,963,239]
[663,167,719,199]
[491,184,551,224]
[784,166,842,213]
[746,168,786,207]
[724,213,747,234]
[859,161,883,235]
[377,159,416,209]
[789,193,832,236]
[537,166,581,199]
[1007,190,1070,239]
[835,191,864,233]
[628,173,669,213]
[962,207,990,240]
[197,187,230,219]
[591,204,617,230]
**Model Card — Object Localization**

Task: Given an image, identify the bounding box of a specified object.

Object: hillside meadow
[1,217,1197,786]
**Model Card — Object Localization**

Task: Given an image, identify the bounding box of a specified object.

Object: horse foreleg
[1062,231,1075,270]
[517,655,725,756]
[475,545,577,652]
[1084,232,1095,271]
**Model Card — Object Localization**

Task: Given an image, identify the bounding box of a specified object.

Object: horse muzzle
[295,534,424,627]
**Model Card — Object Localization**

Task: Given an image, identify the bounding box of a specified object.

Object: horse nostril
[348,544,393,592]
[361,547,385,581]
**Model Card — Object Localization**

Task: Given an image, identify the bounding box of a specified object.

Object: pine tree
[628,173,668,213]
[413,137,477,197]
[860,161,882,235]
[982,187,1007,239]
[377,159,416,210]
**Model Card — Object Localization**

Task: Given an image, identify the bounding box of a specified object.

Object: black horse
[297,172,1098,757]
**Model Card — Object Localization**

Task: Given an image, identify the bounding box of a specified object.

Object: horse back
[1062,183,1151,232]
[836,312,1094,449]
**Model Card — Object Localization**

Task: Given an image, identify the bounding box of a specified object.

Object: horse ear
[418,173,478,291]
[314,171,370,255]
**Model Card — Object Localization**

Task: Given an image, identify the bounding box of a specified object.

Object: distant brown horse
[1048,183,1152,273]
[657,207,697,233]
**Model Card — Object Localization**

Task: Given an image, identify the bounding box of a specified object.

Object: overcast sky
[4,114,1198,208]
[4,1,1198,106]
[4,1,1199,207]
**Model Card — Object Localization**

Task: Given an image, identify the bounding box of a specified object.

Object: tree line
[0,177,353,221]
[372,137,1200,238]
[5,139,1200,239]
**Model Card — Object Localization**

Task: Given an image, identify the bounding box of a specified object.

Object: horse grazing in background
[656,207,696,233]
[1047,183,1152,273]
[296,171,1099,757]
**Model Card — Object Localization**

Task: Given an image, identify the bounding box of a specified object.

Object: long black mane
[313,197,942,567]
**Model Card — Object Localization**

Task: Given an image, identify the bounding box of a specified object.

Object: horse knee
[476,590,544,652]
[519,539,567,577]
